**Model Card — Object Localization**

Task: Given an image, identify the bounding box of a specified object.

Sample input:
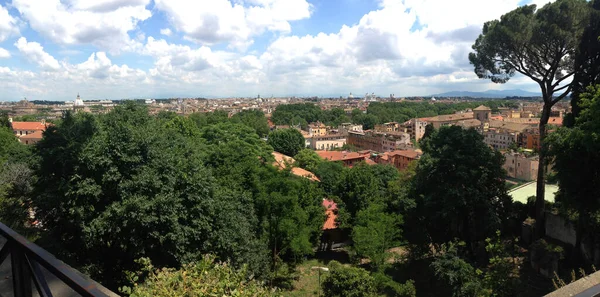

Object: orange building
[10,120,50,145]
[377,150,421,171]
[316,150,370,167]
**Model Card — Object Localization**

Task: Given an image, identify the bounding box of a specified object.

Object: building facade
[377,150,421,171]
[503,153,539,181]
[402,119,428,141]
[308,122,327,136]
[484,129,519,150]
[310,134,346,150]
[10,119,49,145]
[347,131,411,152]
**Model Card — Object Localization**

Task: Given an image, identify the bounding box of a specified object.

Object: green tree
[0,163,34,235]
[322,261,376,297]
[189,110,229,127]
[548,85,600,261]
[314,161,346,195]
[421,123,435,142]
[352,203,402,271]
[469,0,592,237]
[294,149,322,172]
[569,0,600,122]
[0,111,10,128]
[430,242,483,297]
[408,126,511,251]
[336,163,382,227]
[124,256,277,297]
[231,109,270,137]
[32,104,266,288]
[267,128,305,157]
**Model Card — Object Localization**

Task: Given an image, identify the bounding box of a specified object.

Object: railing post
[10,242,33,297]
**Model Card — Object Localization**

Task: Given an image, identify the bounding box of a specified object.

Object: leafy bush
[322,261,375,297]
[372,273,416,297]
[123,256,278,297]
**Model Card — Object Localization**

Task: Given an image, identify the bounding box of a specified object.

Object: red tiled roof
[490,115,503,121]
[323,199,338,230]
[20,130,43,140]
[316,151,366,162]
[291,167,320,182]
[11,121,48,131]
[386,150,421,159]
[548,117,563,126]
[364,158,377,165]
[272,152,320,182]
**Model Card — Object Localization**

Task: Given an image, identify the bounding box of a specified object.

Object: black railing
[0,222,117,297]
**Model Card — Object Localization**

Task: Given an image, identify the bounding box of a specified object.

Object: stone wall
[545,211,576,246]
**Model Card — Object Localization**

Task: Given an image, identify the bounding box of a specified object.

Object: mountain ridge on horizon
[430,89,541,98]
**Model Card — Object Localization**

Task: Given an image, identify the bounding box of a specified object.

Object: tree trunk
[575,210,585,263]
[534,104,551,239]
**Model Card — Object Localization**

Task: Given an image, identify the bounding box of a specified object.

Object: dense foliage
[549,85,600,259]
[267,128,306,156]
[125,256,277,297]
[470,0,592,237]
[25,104,323,289]
[271,101,518,130]
[407,126,512,250]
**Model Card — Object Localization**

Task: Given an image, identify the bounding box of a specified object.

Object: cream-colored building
[374,122,400,133]
[425,112,474,129]
[308,122,327,136]
[503,153,539,181]
[484,129,519,150]
[310,134,346,150]
[473,105,491,122]
[402,119,428,141]
[338,123,363,134]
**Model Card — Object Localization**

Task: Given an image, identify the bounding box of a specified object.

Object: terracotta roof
[456,119,482,128]
[272,152,320,182]
[11,121,48,131]
[272,151,295,170]
[386,150,421,159]
[20,130,43,140]
[548,117,563,126]
[316,151,366,162]
[473,105,491,111]
[490,115,504,121]
[291,167,320,182]
[488,120,532,132]
[426,112,474,122]
[364,158,377,165]
[322,199,338,230]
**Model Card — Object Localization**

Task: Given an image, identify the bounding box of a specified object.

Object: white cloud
[0,48,10,58]
[160,28,172,36]
[154,0,312,50]
[0,0,549,100]
[0,4,19,42]
[12,0,151,53]
[14,37,61,71]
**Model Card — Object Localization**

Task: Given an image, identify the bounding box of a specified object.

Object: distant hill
[431,89,540,98]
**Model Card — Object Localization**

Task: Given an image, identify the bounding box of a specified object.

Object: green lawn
[285,259,327,297]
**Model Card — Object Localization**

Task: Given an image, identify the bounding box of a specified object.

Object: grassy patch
[285,259,327,297]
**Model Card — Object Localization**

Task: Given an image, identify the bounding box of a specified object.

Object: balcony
[0,222,118,297]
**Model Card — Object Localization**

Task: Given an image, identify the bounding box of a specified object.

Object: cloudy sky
[0,0,551,101]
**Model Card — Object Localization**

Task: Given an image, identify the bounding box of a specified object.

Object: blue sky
[0,0,548,101]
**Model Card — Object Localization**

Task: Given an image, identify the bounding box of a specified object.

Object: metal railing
[0,222,117,297]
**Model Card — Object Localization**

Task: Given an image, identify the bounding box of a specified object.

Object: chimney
[41,119,46,125]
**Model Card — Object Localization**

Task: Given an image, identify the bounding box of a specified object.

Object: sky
[0,0,554,101]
